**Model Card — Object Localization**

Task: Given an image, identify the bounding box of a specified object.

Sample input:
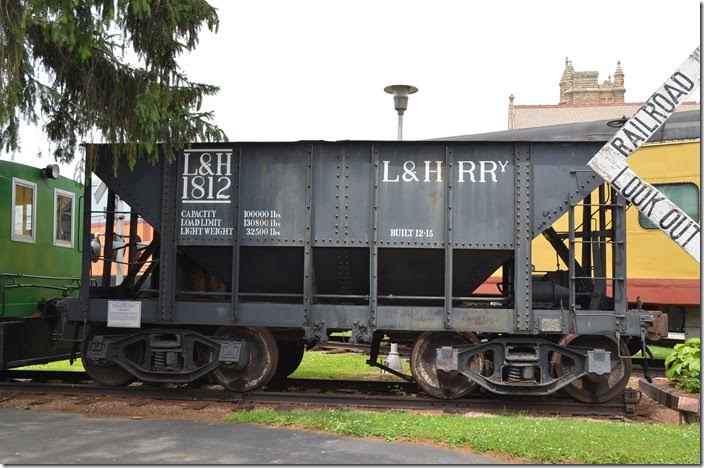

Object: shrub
[664,338,700,393]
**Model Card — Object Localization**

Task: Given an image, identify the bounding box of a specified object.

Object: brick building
[508,58,699,129]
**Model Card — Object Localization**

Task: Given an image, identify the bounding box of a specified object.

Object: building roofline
[513,101,699,109]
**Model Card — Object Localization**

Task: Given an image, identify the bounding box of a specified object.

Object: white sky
[2,0,701,179]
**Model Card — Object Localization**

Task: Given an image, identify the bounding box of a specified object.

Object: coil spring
[507,365,522,382]
[153,351,166,368]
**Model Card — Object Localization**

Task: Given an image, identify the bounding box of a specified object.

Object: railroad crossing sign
[94,180,108,203]
[587,46,701,262]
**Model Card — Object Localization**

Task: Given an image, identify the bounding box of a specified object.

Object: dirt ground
[625,376,700,425]
[0,376,690,426]
[0,391,240,424]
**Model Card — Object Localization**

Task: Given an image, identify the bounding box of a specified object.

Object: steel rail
[1,356,664,386]
[0,370,92,382]
[0,378,637,416]
[0,371,413,392]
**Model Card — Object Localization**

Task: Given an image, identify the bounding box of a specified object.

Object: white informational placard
[587,46,701,262]
[107,300,142,328]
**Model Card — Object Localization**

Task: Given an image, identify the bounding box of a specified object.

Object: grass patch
[290,351,409,380]
[290,351,375,379]
[224,408,700,464]
[634,345,674,360]
[14,359,85,372]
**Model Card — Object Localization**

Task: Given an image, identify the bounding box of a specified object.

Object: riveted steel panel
[451,143,515,248]
[531,142,604,235]
[238,143,308,246]
[514,143,532,331]
[158,161,178,322]
[312,142,371,246]
[377,143,446,247]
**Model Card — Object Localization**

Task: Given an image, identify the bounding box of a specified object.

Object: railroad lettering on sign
[242,209,282,237]
[382,160,509,183]
[390,228,434,239]
[177,149,235,244]
[181,150,232,203]
[610,166,700,248]
[587,46,701,262]
[179,209,234,237]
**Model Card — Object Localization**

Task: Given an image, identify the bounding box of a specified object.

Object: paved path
[0,409,499,464]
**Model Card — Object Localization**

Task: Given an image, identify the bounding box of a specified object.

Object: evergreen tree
[0,0,226,166]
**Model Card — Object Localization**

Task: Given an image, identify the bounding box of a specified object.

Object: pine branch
[0,0,226,166]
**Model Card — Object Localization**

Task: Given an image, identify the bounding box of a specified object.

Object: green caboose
[0,159,83,369]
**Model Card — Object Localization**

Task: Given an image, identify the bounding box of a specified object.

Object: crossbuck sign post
[587,47,701,262]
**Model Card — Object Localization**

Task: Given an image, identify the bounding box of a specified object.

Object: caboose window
[638,183,700,229]
[11,178,37,243]
[53,189,75,248]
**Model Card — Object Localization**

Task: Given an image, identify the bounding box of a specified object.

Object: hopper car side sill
[66,298,650,336]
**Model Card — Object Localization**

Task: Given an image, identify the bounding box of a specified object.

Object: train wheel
[272,340,305,380]
[410,331,483,399]
[552,334,632,403]
[81,326,134,387]
[210,326,278,392]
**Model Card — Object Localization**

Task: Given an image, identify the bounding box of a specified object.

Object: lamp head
[384,84,418,115]
[42,164,60,179]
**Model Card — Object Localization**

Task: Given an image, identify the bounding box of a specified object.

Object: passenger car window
[12,178,37,243]
[638,183,700,229]
[54,189,75,247]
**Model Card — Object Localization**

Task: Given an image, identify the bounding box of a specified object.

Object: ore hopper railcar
[62,140,666,402]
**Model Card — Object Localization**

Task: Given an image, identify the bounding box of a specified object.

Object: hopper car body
[60,137,667,402]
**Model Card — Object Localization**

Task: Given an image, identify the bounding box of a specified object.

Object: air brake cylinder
[531,277,569,306]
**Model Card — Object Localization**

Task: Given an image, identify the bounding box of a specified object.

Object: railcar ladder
[567,185,627,314]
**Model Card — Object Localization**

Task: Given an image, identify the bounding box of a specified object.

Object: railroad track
[0,371,639,416]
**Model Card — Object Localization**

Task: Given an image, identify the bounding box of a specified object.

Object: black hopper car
[60,139,667,403]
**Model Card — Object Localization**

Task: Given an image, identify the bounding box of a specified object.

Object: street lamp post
[381,84,417,373]
[384,84,418,141]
